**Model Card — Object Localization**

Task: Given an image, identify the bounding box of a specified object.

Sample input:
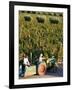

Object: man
[23,54,30,67]
[50,56,56,66]
[39,53,45,63]
[21,53,30,77]
[19,59,24,78]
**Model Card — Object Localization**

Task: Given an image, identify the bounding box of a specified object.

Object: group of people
[19,53,45,77]
[23,53,45,66]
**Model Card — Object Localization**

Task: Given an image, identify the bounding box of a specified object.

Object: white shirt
[39,56,43,62]
[23,57,30,65]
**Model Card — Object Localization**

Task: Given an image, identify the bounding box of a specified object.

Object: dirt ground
[21,64,63,79]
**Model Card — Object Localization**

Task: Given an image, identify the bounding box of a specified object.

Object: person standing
[23,53,30,67]
[23,53,30,76]
[39,53,45,63]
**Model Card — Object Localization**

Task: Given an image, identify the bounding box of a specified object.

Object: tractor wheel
[38,63,46,76]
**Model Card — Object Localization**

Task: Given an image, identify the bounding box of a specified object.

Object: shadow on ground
[46,65,63,77]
